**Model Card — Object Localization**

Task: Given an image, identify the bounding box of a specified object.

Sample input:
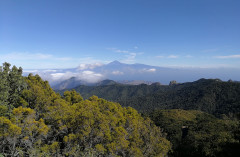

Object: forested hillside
[1,63,240,157]
[148,109,240,157]
[59,79,240,118]
[124,79,240,117]
[57,83,169,102]
[0,63,171,156]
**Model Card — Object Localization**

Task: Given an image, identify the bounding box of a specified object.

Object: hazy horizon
[20,60,240,86]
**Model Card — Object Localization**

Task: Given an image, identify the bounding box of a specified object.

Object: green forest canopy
[0,63,170,156]
[60,78,240,118]
[0,62,239,157]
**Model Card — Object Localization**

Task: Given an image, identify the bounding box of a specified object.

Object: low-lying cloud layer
[23,61,240,85]
[24,66,105,85]
[140,68,156,73]
[50,71,104,83]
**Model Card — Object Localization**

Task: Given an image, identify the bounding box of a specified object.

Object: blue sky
[0,0,240,69]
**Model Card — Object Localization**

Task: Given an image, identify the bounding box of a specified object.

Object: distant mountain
[53,77,156,90]
[117,80,155,85]
[53,77,91,90]
[95,79,118,86]
[57,78,240,117]
[122,79,240,117]
[24,60,240,86]
[53,77,119,90]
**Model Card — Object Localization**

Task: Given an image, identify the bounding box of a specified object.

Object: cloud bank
[140,68,156,73]
[215,55,240,59]
[49,70,104,83]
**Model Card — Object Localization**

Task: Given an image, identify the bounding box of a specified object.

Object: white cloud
[215,55,240,59]
[23,70,38,73]
[77,63,103,70]
[141,68,156,73]
[168,55,179,58]
[51,73,68,80]
[112,71,124,75]
[82,71,95,75]
[79,71,104,83]
[49,70,104,83]
[149,68,156,72]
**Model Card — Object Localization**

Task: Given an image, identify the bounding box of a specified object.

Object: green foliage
[0,62,10,106]
[169,80,178,85]
[1,62,239,156]
[0,107,49,156]
[0,63,171,156]
[63,89,83,104]
[20,74,59,117]
[57,83,168,101]
[0,62,26,117]
[60,78,240,118]
[0,105,8,117]
[149,109,240,157]
[133,79,240,118]
[45,96,171,156]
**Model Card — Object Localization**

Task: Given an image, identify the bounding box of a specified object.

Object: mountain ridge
[24,60,240,86]
[53,77,158,90]
[56,78,240,118]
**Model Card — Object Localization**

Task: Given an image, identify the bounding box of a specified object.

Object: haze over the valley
[23,60,240,85]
